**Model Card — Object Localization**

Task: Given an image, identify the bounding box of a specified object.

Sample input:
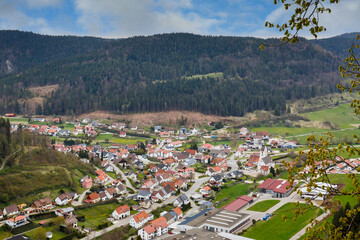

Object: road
[227,152,239,171]
[72,190,89,206]
[107,161,135,191]
[0,147,21,171]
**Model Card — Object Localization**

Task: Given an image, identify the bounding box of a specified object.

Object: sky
[0,0,359,39]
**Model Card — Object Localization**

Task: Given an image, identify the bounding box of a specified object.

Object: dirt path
[0,148,21,171]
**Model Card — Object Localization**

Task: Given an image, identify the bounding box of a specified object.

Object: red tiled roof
[115,205,130,214]
[133,211,149,223]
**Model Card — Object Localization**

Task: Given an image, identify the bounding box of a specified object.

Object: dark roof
[4,204,18,214]
[163,212,175,222]
[262,156,273,165]
[7,235,30,240]
[98,191,107,199]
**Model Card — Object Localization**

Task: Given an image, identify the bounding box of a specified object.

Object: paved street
[108,161,135,190]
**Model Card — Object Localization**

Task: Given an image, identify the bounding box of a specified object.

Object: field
[96,133,149,145]
[243,203,323,240]
[324,174,360,207]
[247,200,280,212]
[301,104,360,129]
[185,72,224,79]
[214,183,250,208]
[75,202,119,229]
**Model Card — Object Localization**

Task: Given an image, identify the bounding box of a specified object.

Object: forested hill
[310,32,360,59]
[0,31,344,116]
[0,30,107,77]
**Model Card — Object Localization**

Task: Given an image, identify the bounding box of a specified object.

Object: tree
[33,227,47,240]
[270,166,276,177]
[267,1,360,239]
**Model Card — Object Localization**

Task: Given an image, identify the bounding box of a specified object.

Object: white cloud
[0,0,47,30]
[74,0,221,38]
[255,0,360,39]
[25,0,63,8]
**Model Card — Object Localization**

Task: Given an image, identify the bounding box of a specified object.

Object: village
[1,116,359,240]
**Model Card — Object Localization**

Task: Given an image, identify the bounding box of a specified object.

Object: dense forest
[0,31,347,116]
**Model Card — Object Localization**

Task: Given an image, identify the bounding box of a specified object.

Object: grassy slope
[301,104,360,129]
[243,203,323,240]
[247,200,281,212]
[0,148,94,208]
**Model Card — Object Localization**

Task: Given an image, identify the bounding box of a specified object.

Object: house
[154,126,162,133]
[0,209,3,219]
[281,141,298,149]
[198,144,214,152]
[117,184,127,195]
[55,207,75,218]
[130,211,153,229]
[135,189,152,201]
[178,133,187,140]
[82,178,93,188]
[172,207,183,219]
[86,192,100,203]
[141,199,152,209]
[6,215,27,228]
[200,186,212,196]
[138,225,156,240]
[161,212,175,224]
[99,191,107,201]
[206,166,222,176]
[112,205,130,219]
[173,193,189,207]
[239,127,250,136]
[138,217,169,240]
[65,216,78,228]
[105,187,117,199]
[257,178,294,198]
[209,174,223,186]
[31,198,53,211]
[54,192,72,206]
[3,204,19,216]
[119,131,127,138]
[104,164,114,172]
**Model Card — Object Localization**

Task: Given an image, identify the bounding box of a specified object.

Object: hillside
[310,32,360,58]
[0,31,344,116]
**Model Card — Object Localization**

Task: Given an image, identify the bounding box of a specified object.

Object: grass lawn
[247,200,281,212]
[243,203,324,240]
[323,174,360,207]
[75,202,118,229]
[0,231,13,239]
[301,104,360,129]
[107,171,117,179]
[96,133,148,145]
[25,225,68,240]
[185,72,223,79]
[250,126,322,138]
[214,183,250,208]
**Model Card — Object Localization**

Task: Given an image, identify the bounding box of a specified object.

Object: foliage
[263,0,340,46]
[0,32,341,116]
[32,227,47,240]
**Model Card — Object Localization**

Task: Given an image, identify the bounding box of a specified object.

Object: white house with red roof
[112,205,130,219]
[6,215,27,228]
[130,211,153,229]
[257,178,294,198]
